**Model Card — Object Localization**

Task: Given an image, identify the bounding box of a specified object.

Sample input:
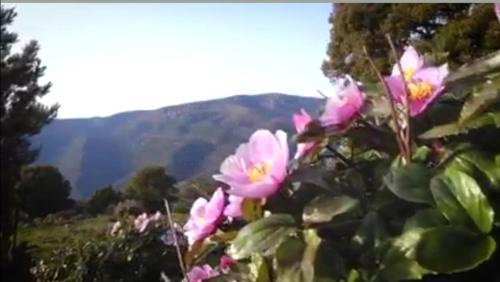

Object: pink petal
[409,85,446,116]
[270,130,289,182]
[223,195,244,218]
[219,155,248,183]
[227,177,278,199]
[384,75,406,103]
[295,142,315,159]
[319,83,365,127]
[248,129,281,165]
[205,188,225,220]
[184,265,219,282]
[413,64,449,88]
[293,109,312,133]
[392,46,424,76]
[495,4,500,22]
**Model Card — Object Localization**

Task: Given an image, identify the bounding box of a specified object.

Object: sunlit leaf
[303,195,359,224]
[227,214,296,260]
[443,169,494,233]
[416,226,496,273]
[384,163,433,204]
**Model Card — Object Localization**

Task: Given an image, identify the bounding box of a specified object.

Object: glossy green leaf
[384,163,433,204]
[274,230,321,282]
[416,226,496,273]
[430,175,477,230]
[378,236,430,281]
[302,195,359,224]
[459,84,500,123]
[419,112,499,139]
[228,214,296,260]
[403,209,448,233]
[449,149,500,190]
[443,169,494,233]
[352,212,388,254]
[249,254,271,282]
[419,123,460,139]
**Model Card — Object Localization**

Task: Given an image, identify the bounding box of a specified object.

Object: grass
[18,215,112,260]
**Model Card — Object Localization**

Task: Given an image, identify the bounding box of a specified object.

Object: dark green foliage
[1,4,58,265]
[87,186,122,215]
[124,166,177,212]
[322,4,500,80]
[18,165,72,219]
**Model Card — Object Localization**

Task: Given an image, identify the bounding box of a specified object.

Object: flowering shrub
[167,36,500,281]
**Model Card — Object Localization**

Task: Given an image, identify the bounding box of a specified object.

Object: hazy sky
[9,3,333,118]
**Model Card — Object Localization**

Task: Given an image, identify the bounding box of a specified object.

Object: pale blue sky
[9,3,333,118]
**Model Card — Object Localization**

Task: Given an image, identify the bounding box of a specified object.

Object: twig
[386,34,412,161]
[316,89,328,98]
[362,46,407,160]
[325,144,355,167]
[164,199,189,282]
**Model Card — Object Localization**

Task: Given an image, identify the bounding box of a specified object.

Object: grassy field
[18,215,112,260]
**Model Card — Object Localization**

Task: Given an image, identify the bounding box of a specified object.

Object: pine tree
[322,4,500,81]
[1,5,58,264]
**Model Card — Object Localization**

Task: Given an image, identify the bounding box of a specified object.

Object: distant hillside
[33,93,323,199]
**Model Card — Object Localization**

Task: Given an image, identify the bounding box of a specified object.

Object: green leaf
[459,85,500,123]
[228,214,296,260]
[416,226,496,273]
[403,209,448,233]
[242,199,264,222]
[412,146,431,162]
[302,195,359,224]
[274,230,321,282]
[443,169,494,233]
[449,149,500,190]
[430,175,475,230]
[446,50,500,88]
[419,112,499,139]
[419,123,460,139]
[249,254,271,282]
[352,212,388,253]
[384,163,434,204]
[378,231,431,282]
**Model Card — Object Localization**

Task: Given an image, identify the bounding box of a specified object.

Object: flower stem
[385,34,412,162]
[362,46,408,162]
[325,144,354,167]
[164,199,189,282]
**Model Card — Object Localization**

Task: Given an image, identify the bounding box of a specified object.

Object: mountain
[33,93,323,199]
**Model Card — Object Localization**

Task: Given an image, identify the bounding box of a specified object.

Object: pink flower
[495,4,500,22]
[183,265,219,282]
[219,255,235,270]
[110,221,122,236]
[134,213,150,233]
[293,109,315,159]
[184,188,225,245]
[213,130,289,199]
[223,195,244,219]
[319,80,366,128]
[134,212,163,233]
[385,46,449,116]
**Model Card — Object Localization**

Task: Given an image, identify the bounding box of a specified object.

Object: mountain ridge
[33,93,323,199]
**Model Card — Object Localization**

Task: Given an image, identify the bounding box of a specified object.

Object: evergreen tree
[322,3,500,81]
[18,165,72,219]
[87,185,122,215]
[124,166,177,212]
[1,5,58,263]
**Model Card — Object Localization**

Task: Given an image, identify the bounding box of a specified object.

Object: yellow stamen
[408,82,433,101]
[247,162,271,183]
[403,68,415,81]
